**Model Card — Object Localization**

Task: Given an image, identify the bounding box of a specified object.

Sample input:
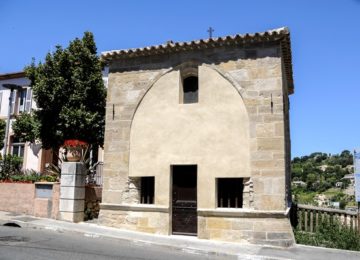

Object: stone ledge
[100,203,169,213]
[198,208,289,218]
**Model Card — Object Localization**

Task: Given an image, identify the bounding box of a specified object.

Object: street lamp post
[2,84,22,157]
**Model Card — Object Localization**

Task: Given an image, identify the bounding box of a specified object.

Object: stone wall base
[60,211,84,222]
[198,216,294,247]
[99,206,295,247]
[99,208,169,235]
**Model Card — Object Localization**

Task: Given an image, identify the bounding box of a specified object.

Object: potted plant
[63,139,88,162]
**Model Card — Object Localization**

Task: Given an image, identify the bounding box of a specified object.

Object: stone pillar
[59,162,86,222]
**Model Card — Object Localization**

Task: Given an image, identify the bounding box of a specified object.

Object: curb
[0,216,241,258]
[2,212,360,260]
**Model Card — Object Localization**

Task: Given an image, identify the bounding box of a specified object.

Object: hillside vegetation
[291,150,355,209]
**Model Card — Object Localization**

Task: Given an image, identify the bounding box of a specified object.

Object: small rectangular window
[141,177,154,204]
[11,137,25,158]
[183,76,198,104]
[217,178,244,208]
[18,89,27,113]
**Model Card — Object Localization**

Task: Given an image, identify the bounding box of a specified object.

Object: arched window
[182,76,198,104]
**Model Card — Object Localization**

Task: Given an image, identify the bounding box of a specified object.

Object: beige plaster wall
[24,142,42,171]
[129,65,250,208]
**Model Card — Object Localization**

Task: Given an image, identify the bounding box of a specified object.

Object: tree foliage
[295,215,360,251]
[292,150,354,207]
[0,155,23,179]
[12,113,40,143]
[17,32,106,149]
[292,150,353,189]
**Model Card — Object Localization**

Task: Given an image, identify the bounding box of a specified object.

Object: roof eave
[101,27,294,94]
[0,71,26,80]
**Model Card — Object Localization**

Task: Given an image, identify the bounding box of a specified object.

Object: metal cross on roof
[207,27,214,39]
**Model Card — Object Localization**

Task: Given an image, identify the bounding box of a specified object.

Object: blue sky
[1,0,359,157]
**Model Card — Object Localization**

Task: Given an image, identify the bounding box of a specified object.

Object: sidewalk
[1,211,360,260]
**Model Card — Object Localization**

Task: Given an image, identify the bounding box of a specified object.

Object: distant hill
[291,150,355,209]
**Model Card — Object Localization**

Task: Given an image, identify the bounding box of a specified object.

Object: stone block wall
[100,43,294,246]
[100,206,169,234]
[102,46,289,207]
[59,162,86,222]
[217,54,288,211]
[198,216,294,246]
[101,70,165,205]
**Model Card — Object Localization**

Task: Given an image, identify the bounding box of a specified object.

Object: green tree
[306,173,317,190]
[291,150,355,207]
[339,150,353,167]
[12,113,40,143]
[291,166,303,180]
[15,32,106,150]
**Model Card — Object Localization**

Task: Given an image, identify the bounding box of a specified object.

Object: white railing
[297,204,359,233]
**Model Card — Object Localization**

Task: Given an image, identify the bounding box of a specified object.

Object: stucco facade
[0,72,53,172]
[0,71,109,173]
[99,28,295,246]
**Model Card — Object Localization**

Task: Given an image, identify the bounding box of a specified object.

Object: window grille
[217,178,244,208]
[140,177,154,204]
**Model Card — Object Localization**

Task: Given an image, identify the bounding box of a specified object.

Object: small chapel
[99,27,295,246]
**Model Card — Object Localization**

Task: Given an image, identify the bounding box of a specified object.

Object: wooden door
[172,165,197,236]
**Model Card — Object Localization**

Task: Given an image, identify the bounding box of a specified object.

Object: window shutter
[10,90,16,115]
[25,88,32,112]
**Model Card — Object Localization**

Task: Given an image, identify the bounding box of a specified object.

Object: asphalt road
[0,226,232,260]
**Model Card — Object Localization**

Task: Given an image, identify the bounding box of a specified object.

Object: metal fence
[86,162,103,186]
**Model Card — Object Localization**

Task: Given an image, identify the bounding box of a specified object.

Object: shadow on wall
[30,142,42,156]
[84,185,102,221]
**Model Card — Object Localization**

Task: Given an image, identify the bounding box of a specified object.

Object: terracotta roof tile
[101,27,294,93]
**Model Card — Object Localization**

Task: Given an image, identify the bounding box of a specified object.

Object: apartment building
[0,71,53,172]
